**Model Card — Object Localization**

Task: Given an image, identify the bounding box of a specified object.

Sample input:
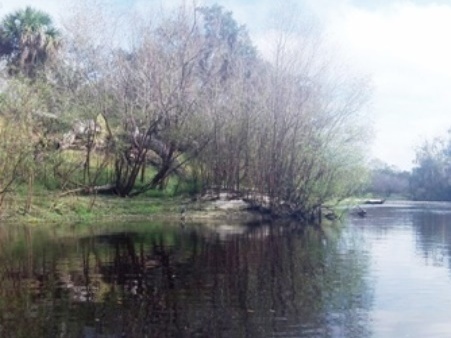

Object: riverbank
[0,189,373,225]
[0,193,272,224]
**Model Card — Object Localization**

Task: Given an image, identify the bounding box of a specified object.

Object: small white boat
[363,199,385,205]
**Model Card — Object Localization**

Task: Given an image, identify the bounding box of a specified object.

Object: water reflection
[347,201,451,337]
[407,205,451,270]
[0,221,372,337]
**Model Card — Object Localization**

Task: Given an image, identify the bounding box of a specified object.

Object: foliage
[365,160,410,198]
[0,6,61,77]
[410,133,451,200]
[0,4,371,220]
[0,79,46,211]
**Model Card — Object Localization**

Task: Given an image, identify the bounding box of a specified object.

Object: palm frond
[0,6,61,76]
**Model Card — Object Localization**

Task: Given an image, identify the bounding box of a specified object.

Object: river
[0,201,451,337]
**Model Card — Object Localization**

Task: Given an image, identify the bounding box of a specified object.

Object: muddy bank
[180,197,273,223]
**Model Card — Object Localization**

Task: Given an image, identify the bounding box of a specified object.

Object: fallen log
[59,184,116,196]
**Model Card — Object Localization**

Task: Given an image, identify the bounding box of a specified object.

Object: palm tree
[0,6,61,77]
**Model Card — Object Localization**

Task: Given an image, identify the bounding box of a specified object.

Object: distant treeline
[410,132,451,201]
[0,3,371,218]
[366,133,451,201]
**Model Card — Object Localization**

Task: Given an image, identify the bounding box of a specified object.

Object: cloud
[208,0,451,170]
[325,2,451,169]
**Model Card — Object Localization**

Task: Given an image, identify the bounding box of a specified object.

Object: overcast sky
[2,0,450,171]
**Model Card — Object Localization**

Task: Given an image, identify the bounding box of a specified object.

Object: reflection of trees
[0,225,79,337]
[348,203,451,269]
[412,210,451,268]
[0,223,372,337]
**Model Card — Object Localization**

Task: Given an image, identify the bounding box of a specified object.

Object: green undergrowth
[0,192,186,224]
[0,163,202,224]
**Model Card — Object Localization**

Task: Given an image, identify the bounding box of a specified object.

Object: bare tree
[15,1,372,221]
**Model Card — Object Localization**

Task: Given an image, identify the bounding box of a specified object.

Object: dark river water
[1,201,451,337]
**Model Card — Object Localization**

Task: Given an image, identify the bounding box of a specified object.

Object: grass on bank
[0,171,199,224]
[0,193,186,223]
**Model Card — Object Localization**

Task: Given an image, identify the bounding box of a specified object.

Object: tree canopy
[0,6,61,77]
[410,133,451,201]
[0,4,372,220]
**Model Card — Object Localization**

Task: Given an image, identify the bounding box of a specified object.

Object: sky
[1,0,451,171]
